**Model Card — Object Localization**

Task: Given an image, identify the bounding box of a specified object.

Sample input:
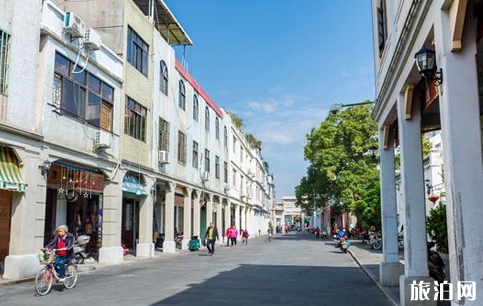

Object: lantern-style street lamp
[414,47,443,86]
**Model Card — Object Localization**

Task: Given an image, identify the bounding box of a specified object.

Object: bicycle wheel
[64,265,78,289]
[35,267,52,296]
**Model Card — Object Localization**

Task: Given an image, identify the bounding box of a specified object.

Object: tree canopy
[296,104,380,226]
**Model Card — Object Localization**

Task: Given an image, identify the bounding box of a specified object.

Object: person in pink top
[229,225,238,246]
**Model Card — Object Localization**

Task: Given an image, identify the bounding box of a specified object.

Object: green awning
[0,147,26,192]
[122,175,148,196]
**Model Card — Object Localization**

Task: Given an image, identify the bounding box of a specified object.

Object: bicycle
[267,231,273,242]
[35,249,78,296]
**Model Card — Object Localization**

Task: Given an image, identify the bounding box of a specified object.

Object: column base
[380,261,404,286]
[3,254,39,280]
[163,240,176,253]
[181,239,190,250]
[136,243,154,257]
[400,276,437,306]
[98,246,124,265]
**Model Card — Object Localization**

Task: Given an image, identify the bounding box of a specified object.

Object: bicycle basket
[38,252,55,265]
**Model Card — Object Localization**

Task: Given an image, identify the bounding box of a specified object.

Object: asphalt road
[0,232,393,306]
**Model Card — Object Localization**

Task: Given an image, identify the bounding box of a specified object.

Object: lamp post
[329,100,375,114]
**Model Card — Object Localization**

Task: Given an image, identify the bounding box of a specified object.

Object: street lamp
[414,47,443,86]
[329,101,375,114]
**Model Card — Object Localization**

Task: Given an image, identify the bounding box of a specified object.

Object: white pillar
[434,7,483,302]
[193,190,201,238]
[397,92,434,306]
[216,199,222,244]
[205,193,213,226]
[241,205,246,230]
[164,182,176,253]
[136,176,154,257]
[182,188,192,249]
[224,201,231,242]
[98,169,124,264]
[235,203,240,236]
[379,127,404,286]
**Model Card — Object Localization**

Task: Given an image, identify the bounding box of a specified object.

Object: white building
[371,1,483,304]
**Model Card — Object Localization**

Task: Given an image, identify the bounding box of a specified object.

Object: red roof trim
[175,60,223,118]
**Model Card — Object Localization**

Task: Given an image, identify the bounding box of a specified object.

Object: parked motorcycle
[155,233,165,250]
[175,233,183,249]
[369,231,382,250]
[428,241,445,283]
[398,233,404,251]
[74,235,90,264]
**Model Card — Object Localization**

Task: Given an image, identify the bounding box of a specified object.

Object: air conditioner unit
[158,151,170,164]
[223,183,230,191]
[63,12,86,38]
[94,130,111,150]
[202,171,210,181]
[84,28,102,50]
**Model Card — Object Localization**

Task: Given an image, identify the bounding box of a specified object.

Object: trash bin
[189,236,200,251]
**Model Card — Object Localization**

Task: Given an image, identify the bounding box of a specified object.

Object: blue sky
[165,0,375,198]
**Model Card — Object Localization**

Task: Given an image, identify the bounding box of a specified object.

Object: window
[0,29,11,95]
[178,80,186,110]
[215,117,220,139]
[159,118,169,151]
[193,95,199,121]
[224,162,228,183]
[205,107,210,131]
[240,146,243,163]
[224,126,228,147]
[125,96,147,141]
[205,149,210,172]
[192,141,199,169]
[240,177,243,192]
[160,60,168,95]
[233,136,237,153]
[215,156,220,179]
[177,131,187,164]
[377,0,388,56]
[232,168,237,186]
[53,53,114,131]
[127,27,148,76]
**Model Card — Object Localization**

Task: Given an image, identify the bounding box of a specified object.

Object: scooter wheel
[75,256,84,264]
[343,248,348,253]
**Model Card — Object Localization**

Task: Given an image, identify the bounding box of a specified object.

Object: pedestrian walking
[204,222,219,256]
[229,225,238,246]
[241,229,249,245]
[225,226,230,247]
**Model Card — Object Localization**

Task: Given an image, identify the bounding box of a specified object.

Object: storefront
[121,174,147,250]
[44,161,104,255]
[0,147,26,261]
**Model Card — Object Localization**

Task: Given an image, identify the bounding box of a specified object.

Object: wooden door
[0,190,12,260]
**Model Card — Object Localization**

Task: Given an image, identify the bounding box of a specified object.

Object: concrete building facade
[372,1,483,305]
[0,0,276,280]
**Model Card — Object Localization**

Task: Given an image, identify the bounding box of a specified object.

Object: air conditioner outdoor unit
[202,171,210,181]
[63,12,86,38]
[158,151,170,164]
[84,28,102,50]
[94,130,111,150]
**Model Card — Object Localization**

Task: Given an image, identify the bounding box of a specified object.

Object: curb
[348,249,400,306]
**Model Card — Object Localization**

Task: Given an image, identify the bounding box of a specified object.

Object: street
[0,232,393,306]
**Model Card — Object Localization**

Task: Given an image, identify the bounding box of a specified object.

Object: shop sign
[48,164,104,192]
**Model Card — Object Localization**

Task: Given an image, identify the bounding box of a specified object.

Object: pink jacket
[228,227,238,238]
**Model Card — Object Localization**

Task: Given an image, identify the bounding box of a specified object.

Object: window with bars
[53,53,114,131]
[205,107,210,131]
[215,156,220,179]
[192,141,199,169]
[125,96,147,141]
[215,117,220,139]
[160,60,168,95]
[158,118,169,152]
[178,80,186,110]
[0,29,11,96]
[224,162,228,183]
[177,131,187,164]
[127,26,148,76]
[224,126,228,147]
[205,149,210,172]
[193,95,199,121]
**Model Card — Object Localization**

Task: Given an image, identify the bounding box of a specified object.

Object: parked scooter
[155,233,165,250]
[428,241,445,283]
[398,233,404,251]
[175,232,183,249]
[74,235,90,264]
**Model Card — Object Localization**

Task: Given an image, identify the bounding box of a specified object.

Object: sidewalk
[347,240,402,306]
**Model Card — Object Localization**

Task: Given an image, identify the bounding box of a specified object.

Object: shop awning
[0,147,26,192]
[122,175,148,196]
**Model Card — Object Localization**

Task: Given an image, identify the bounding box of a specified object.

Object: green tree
[297,103,380,227]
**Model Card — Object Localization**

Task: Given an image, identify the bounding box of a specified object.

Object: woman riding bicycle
[44,225,74,282]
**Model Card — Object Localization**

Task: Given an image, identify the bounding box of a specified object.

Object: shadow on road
[146,264,393,306]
